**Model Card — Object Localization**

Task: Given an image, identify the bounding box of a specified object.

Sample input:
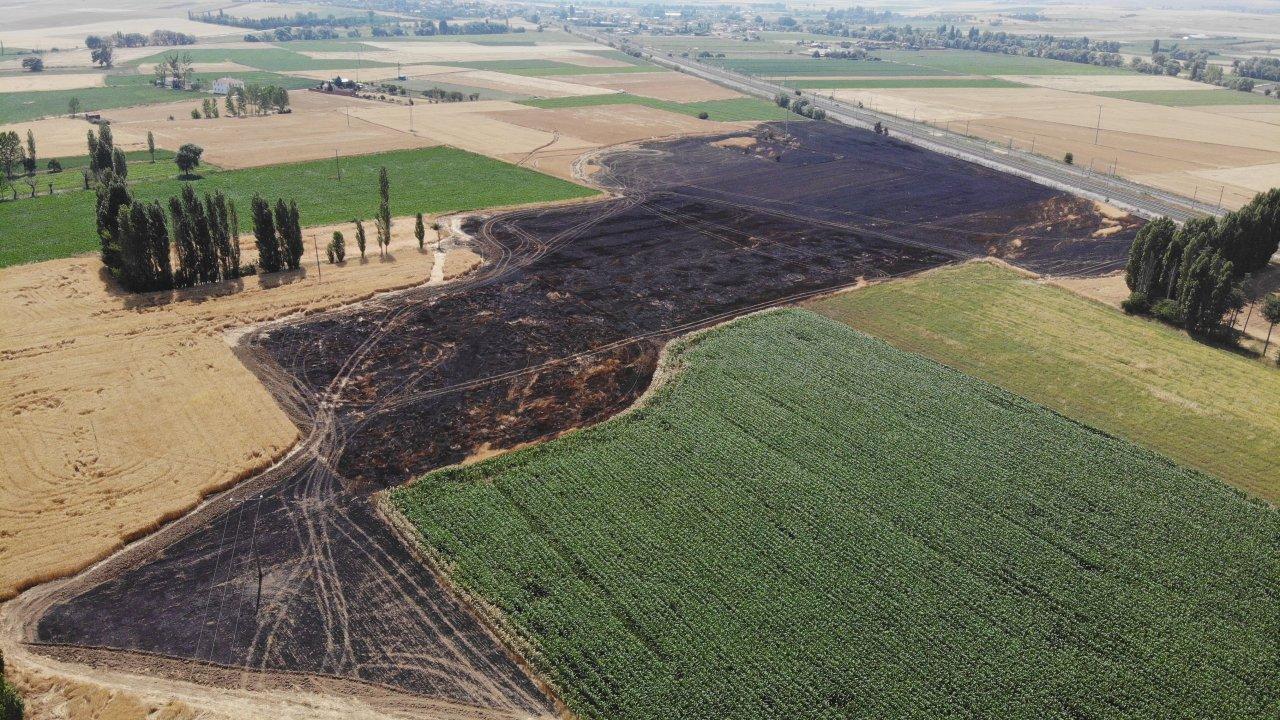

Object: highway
[570,27,1225,223]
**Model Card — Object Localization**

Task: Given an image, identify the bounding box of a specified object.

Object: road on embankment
[570,27,1225,223]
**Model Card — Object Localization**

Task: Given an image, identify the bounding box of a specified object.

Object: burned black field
[29,123,1137,712]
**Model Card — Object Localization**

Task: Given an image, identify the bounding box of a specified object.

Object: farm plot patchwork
[0,145,595,266]
[792,77,1025,89]
[29,123,1133,709]
[393,308,1278,720]
[712,58,952,77]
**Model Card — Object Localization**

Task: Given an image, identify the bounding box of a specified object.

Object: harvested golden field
[828,86,1280,210]
[287,63,464,82]
[306,41,608,65]
[0,73,106,93]
[557,71,744,102]
[0,117,149,158]
[1201,105,1280,126]
[134,61,257,76]
[490,104,748,145]
[100,91,438,168]
[351,100,597,158]
[0,218,477,600]
[0,18,228,57]
[995,74,1220,92]
[445,69,616,97]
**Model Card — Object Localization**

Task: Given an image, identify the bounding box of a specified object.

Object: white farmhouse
[212,77,245,95]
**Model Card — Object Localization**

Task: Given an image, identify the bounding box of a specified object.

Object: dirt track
[14,122,1136,716]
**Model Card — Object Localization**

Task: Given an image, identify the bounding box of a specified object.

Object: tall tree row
[251,194,302,272]
[1124,189,1280,335]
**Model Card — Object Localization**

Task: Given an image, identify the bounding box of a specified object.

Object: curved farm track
[11,123,1138,716]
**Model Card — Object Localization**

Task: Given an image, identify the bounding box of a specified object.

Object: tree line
[88,125,299,292]
[1124,189,1280,336]
[100,178,301,292]
[86,30,196,49]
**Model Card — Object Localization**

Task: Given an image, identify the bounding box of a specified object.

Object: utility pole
[1094,105,1102,145]
[1030,136,1036,154]
[312,233,322,281]
[1217,186,1224,209]
[409,101,414,133]
[345,105,351,128]
[334,149,341,181]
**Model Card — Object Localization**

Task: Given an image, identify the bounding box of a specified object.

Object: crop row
[394,310,1278,720]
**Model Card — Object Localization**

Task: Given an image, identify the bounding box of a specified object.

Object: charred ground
[26,122,1136,712]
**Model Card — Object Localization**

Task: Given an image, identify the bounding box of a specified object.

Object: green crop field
[394,309,1277,720]
[518,93,795,120]
[712,57,954,77]
[0,71,312,124]
[1092,89,1279,106]
[5,149,181,197]
[873,49,1132,76]
[0,146,595,267]
[809,263,1280,501]
[271,40,381,52]
[791,77,1025,89]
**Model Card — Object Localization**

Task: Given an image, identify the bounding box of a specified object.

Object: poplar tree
[376,166,391,256]
[112,146,128,179]
[251,194,280,272]
[414,212,425,250]
[95,171,131,270]
[355,219,368,259]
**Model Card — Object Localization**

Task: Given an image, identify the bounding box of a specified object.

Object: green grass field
[791,77,1025,89]
[809,262,1280,501]
[518,92,795,120]
[7,149,181,197]
[0,146,595,267]
[1092,89,1280,106]
[874,49,1133,76]
[713,57,954,77]
[393,308,1277,720]
[0,71,312,124]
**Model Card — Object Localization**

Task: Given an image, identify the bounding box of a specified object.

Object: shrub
[1120,292,1150,315]
[697,111,709,120]
[46,159,62,173]
[1151,298,1182,325]
[238,262,257,276]
[1063,152,1074,164]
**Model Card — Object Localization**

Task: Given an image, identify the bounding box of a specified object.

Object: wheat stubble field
[0,225,481,601]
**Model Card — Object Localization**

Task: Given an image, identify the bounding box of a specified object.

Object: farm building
[212,77,245,95]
